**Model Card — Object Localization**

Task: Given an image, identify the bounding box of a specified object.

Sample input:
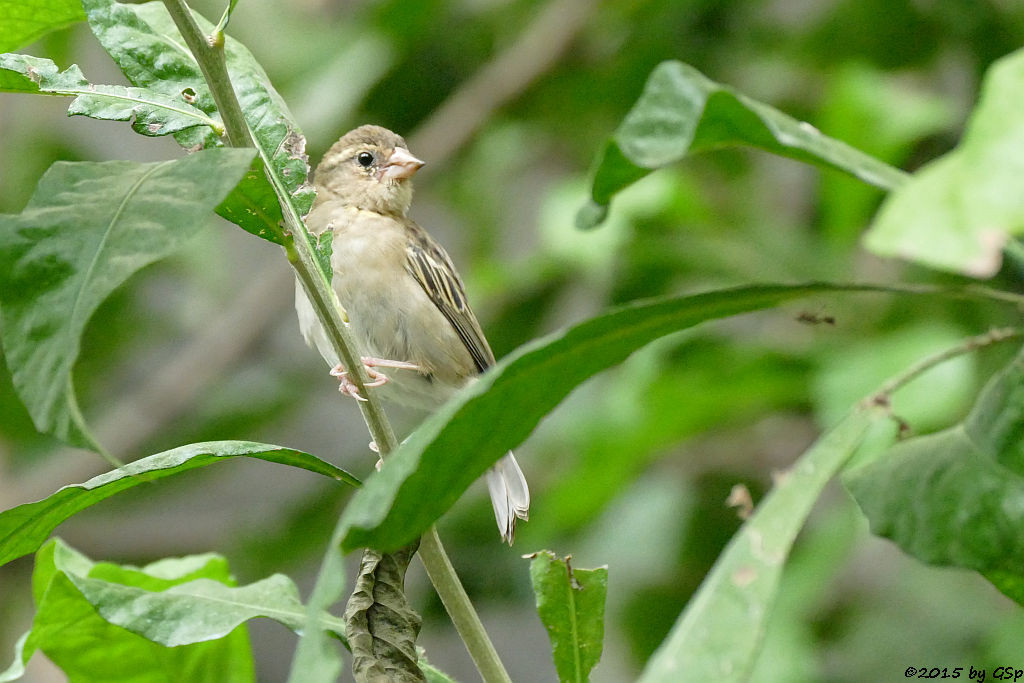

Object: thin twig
[865,326,1024,410]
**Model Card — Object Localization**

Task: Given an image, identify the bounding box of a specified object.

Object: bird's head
[313,125,425,216]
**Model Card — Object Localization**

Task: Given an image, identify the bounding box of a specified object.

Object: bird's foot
[329,357,422,400]
[329,365,368,401]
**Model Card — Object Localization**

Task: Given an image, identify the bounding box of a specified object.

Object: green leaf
[81,0,312,244]
[983,569,1024,607]
[338,283,903,553]
[418,653,457,683]
[215,157,287,246]
[0,53,222,136]
[846,347,1024,578]
[639,410,876,682]
[529,551,607,683]
[0,0,85,53]
[0,633,29,682]
[344,543,424,682]
[0,148,256,450]
[0,440,359,569]
[865,49,1024,277]
[579,60,907,228]
[72,571,346,646]
[287,520,348,683]
[964,350,1024,474]
[4,539,254,683]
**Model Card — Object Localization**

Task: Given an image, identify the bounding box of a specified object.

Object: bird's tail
[486,452,530,544]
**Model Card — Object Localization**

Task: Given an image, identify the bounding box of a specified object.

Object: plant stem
[284,237,398,454]
[159,1,509,679]
[161,0,249,148]
[867,326,1024,407]
[419,527,512,683]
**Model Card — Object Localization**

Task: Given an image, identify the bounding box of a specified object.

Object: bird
[294,124,530,543]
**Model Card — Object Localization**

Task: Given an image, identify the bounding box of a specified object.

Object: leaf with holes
[0,52,221,137]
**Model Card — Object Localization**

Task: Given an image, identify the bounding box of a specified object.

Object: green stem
[418,527,513,683]
[284,236,398,454]
[161,0,248,148]
[159,1,509,679]
[867,326,1024,408]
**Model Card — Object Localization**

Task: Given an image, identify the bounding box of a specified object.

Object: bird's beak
[381,147,425,181]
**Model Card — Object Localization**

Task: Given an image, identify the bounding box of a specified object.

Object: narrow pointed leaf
[579,60,907,228]
[0,149,256,449]
[529,551,607,683]
[639,410,875,682]
[0,53,221,136]
[0,0,84,53]
[338,283,906,553]
[0,440,358,569]
[865,49,1024,277]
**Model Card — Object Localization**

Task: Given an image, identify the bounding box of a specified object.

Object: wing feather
[403,222,494,373]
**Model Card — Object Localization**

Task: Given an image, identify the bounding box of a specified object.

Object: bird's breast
[325,209,476,408]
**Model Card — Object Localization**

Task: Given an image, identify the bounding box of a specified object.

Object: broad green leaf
[0,440,359,569]
[81,0,312,244]
[846,347,1024,579]
[529,551,607,683]
[71,572,346,646]
[579,60,907,228]
[5,539,254,683]
[847,427,1024,571]
[216,157,287,245]
[344,543,423,682]
[865,49,1024,277]
[965,350,1024,474]
[0,149,256,450]
[338,283,912,553]
[639,410,876,682]
[0,0,84,53]
[0,53,221,136]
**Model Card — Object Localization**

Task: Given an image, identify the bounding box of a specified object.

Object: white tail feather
[486,452,530,544]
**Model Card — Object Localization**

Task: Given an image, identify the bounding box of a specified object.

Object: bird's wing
[403,221,495,373]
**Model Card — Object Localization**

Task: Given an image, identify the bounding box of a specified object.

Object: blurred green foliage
[3,0,1024,681]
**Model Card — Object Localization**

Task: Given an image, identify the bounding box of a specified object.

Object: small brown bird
[295,125,530,543]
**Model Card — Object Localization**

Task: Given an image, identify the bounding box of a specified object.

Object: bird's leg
[329,357,423,400]
[361,357,422,372]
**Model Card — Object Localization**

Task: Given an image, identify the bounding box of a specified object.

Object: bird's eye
[357,151,374,168]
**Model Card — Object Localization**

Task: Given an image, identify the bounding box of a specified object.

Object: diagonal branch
[156,1,509,681]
